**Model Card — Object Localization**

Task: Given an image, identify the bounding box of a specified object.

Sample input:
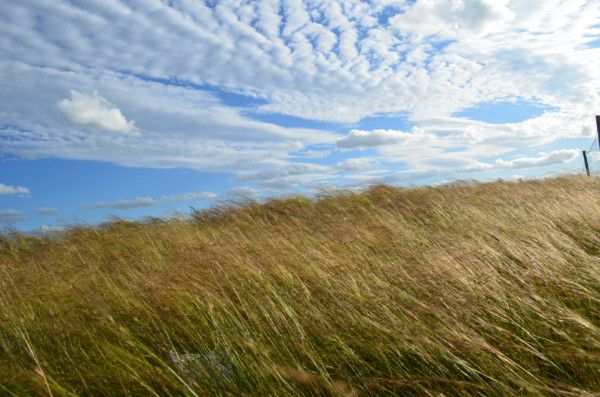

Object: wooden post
[583,150,591,176]
[596,115,600,150]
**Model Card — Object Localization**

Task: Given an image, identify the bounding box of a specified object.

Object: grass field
[1,175,599,396]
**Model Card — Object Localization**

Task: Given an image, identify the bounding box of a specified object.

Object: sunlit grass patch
[1,175,599,395]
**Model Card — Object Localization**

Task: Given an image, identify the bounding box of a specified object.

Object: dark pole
[583,150,591,176]
[596,115,600,150]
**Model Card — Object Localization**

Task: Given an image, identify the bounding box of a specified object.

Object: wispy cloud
[494,150,579,169]
[337,130,411,150]
[379,149,582,184]
[225,187,260,199]
[84,191,217,210]
[335,158,377,171]
[85,197,156,210]
[297,150,332,159]
[0,183,29,196]
[237,163,333,191]
[161,192,218,203]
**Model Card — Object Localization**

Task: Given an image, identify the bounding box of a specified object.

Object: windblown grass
[1,175,599,396]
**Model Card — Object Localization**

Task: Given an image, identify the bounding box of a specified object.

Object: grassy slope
[1,176,599,396]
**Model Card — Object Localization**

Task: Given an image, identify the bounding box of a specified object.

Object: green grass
[1,175,599,396]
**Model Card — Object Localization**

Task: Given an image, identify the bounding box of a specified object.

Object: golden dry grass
[1,175,599,396]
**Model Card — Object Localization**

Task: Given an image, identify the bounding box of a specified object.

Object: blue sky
[1,0,600,231]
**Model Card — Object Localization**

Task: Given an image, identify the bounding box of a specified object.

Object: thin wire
[589,136,598,153]
[590,158,600,172]
[585,152,600,176]
[588,137,598,153]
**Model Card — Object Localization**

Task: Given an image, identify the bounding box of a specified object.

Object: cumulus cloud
[84,191,217,210]
[0,183,29,195]
[0,209,26,224]
[57,90,137,134]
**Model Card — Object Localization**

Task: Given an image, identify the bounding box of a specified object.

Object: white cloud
[337,129,412,149]
[379,149,582,184]
[226,187,260,199]
[0,62,335,173]
[308,184,348,196]
[84,190,218,210]
[85,197,156,210]
[0,183,29,195]
[297,149,332,159]
[335,158,376,171]
[237,163,333,190]
[2,0,597,126]
[162,191,218,203]
[390,0,515,39]
[477,149,580,172]
[57,90,137,134]
[0,0,599,190]
[494,149,579,169]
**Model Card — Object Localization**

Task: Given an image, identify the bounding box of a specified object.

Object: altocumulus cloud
[0,183,29,195]
[0,0,598,192]
[57,90,137,134]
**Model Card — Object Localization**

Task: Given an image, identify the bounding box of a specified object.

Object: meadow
[1,176,599,396]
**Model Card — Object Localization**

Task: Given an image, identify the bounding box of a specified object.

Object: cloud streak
[337,129,411,149]
[84,191,217,210]
[494,150,579,170]
[0,183,29,195]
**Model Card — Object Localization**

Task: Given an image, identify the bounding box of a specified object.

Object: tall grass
[1,176,599,396]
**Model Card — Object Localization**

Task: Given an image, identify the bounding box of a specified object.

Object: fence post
[596,115,600,150]
[583,150,591,176]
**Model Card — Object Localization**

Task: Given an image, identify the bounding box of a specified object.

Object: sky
[1,0,600,232]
